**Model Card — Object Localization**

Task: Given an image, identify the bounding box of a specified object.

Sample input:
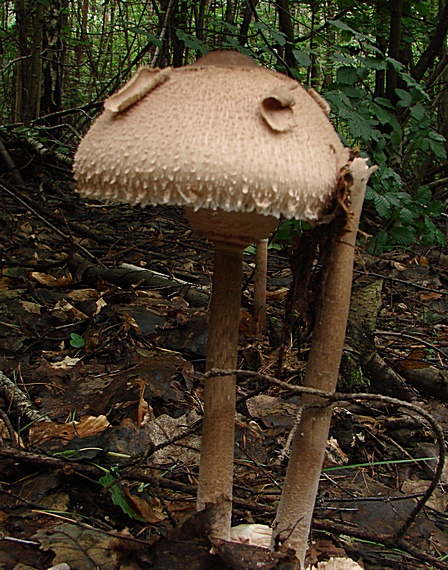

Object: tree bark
[385,0,404,103]
[414,0,448,81]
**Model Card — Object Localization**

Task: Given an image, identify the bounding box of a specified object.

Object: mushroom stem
[272,159,376,565]
[197,244,243,539]
[253,238,268,336]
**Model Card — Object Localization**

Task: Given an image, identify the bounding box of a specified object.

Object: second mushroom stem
[196,244,243,540]
[254,238,269,336]
[271,158,376,566]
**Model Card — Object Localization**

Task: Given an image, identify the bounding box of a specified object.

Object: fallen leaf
[29,415,110,446]
[419,291,442,301]
[48,356,81,368]
[266,286,289,300]
[67,288,100,301]
[31,272,73,287]
[33,523,117,570]
[400,347,429,370]
[21,300,42,314]
[51,299,88,321]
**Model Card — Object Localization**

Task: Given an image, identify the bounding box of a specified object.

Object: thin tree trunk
[385,0,403,103]
[275,0,296,71]
[414,0,448,81]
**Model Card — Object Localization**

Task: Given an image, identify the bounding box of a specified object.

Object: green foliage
[322,21,446,253]
[1,1,445,254]
[70,333,85,349]
[99,470,145,521]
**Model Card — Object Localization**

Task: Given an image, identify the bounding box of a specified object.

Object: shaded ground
[0,138,447,569]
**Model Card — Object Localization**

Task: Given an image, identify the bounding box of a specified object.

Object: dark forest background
[1,0,447,251]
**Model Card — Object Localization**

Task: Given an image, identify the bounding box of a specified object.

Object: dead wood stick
[207,367,446,545]
[0,370,49,424]
[0,180,101,264]
[0,140,25,185]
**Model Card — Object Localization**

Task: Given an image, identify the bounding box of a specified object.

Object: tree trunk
[14,0,44,124]
[385,0,403,104]
[41,0,69,121]
[275,0,296,71]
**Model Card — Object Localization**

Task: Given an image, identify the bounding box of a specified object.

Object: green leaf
[414,186,432,205]
[370,102,395,125]
[422,218,446,246]
[428,139,447,160]
[409,104,427,121]
[386,57,404,72]
[373,193,391,217]
[329,20,357,34]
[324,90,352,110]
[364,57,387,70]
[395,89,412,107]
[426,200,445,217]
[389,226,416,246]
[374,97,395,109]
[339,85,365,98]
[70,333,84,348]
[128,26,163,47]
[337,66,358,85]
[270,29,287,46]
[399,208,418,224]
[367,229,390,254]
[175,30,208,53]
[293,49,312,67]
[99,472,145,521]
[347,114,379,142]
[428,131,446,142]
[252,21,267,31]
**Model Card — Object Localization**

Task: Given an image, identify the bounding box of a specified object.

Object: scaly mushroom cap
[74,51,349,245]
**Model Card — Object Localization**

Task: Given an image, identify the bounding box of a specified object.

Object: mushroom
[73,50,349,541]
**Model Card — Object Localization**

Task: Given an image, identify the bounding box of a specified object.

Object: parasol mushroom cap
[74,51,349,245]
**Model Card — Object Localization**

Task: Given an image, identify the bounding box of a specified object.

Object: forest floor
[0,142,447,570]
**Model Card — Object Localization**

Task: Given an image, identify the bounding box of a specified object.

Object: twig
[375,330,448,360]
[354,267,448,295]
[150,0,176,68]
[206,368,446,540]
[0,140,24,185]
[0,370,50,424]
[0,180,103,265]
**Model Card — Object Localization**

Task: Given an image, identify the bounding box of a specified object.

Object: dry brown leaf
[29,415,110,446]
[48,356,81,369]
[266,286,289,300]
[419,291,442,301]
[0,276,15,290]
[67,288,100,301]
[21,300,42,314]
[400,347,429,370]
[123,491,167,523]
[33,523,117,570]
[31,272,73,287]
[51,299,88,321]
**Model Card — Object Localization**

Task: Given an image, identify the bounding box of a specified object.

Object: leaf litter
[0,155,447,569]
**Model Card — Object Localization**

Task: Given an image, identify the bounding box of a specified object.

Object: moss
[338,353,370,392]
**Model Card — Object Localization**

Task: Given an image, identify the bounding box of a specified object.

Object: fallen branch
[0,370,50,425]
[206,368,446,542]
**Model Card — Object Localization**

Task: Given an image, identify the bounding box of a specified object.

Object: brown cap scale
[74,50,349,541]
